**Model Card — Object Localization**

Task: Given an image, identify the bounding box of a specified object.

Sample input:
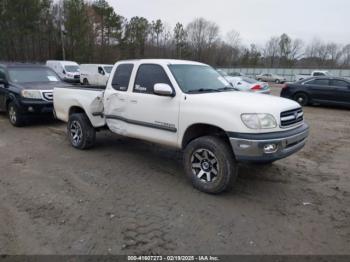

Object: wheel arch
[181,123,231,150]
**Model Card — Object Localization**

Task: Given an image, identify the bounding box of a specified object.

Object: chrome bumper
[229,123,309,162]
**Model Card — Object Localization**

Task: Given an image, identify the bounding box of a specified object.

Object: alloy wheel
[191,149,219,183]
[9,106,17,124]
[70,120,83,146]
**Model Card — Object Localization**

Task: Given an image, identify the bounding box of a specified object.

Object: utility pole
[58,0,66,60]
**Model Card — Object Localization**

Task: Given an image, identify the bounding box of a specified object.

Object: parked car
[229,72,246,77]
[0,63,71,126]
[225,76,270,94]
[256,73,286,84]
[80,64,113,86]
[281,77,350,107]
[295,71,331,82]
[54,59,309,194]
[46,60,80,83]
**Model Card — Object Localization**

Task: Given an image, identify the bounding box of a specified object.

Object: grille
[280,108,303,127]
[42,92,53,101]
[74,75,80,79]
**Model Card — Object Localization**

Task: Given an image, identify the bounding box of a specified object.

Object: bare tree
[186,18,219,61]
[341,44,350,67]
[225,29,240,48]
[263,36,279,67]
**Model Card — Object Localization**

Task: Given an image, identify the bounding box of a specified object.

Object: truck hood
[12,81,72,91]
[186,91,300,114]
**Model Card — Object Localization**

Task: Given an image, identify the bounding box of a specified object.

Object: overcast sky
[108,0,349,46]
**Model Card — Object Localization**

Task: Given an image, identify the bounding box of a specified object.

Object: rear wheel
[293,93,309,106]
[68,113,96,149]
[183,136,237,194]
[7,102,25,127]
[275,79,281,84]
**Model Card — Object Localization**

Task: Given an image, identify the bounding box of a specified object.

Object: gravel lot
[0,87,349,255]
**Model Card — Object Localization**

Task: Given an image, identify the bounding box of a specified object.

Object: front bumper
[19,99,53,114]
[229,123,309,162]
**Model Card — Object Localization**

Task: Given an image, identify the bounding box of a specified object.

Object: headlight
[241,113,277,129]
[21,90,42,99]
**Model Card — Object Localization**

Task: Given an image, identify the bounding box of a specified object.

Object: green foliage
[123,16,149,58]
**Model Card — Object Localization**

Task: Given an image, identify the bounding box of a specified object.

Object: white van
[79,64,113,86]
[46,60,80,83]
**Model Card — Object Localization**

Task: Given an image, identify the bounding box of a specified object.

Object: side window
[307,79,330,86]
[98,66,104,75]
[314,72,324,76]
[331,80,349,88]
[111,64,134,91]
[133,64,172,94]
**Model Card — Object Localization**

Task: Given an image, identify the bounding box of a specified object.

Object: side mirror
[63,70,66,75]
[154,83,174,97]
[237,82,242,85]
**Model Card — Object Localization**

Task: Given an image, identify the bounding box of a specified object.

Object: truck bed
[53,86,106,128]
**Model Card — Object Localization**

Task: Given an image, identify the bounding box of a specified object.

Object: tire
[68,113,96,149]
[83,78,89,85]
[7,102,25,127]
[293,92,309,106]
[275,79,281,84]
[183,136,238,194]
[258,78,262,82]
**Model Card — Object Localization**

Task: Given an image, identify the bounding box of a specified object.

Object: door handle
[130,99,138,104]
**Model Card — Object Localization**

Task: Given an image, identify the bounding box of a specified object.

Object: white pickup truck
[295,71,331,81]
[54,59,309,194]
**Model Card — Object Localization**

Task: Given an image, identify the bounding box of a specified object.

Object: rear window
[111,64,134,91]
[331,79,349,88]
[8,67,60,83]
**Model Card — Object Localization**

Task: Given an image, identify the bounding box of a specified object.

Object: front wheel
[183,136,237,194]
[8,102,25,127]
[68,113,96,149]
[275,79,281,84]
[293,93,309,106]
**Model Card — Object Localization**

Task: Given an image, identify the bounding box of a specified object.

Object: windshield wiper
[217,86,238,92]
[187,88,219,93]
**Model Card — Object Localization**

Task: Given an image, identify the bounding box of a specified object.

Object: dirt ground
[0,87,349,255]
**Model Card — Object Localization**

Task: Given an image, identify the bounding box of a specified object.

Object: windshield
[8,68,60,83]
[169,65,232,93]
[65,65,79,73]
[104,66,113,74]
[216,69,228,77]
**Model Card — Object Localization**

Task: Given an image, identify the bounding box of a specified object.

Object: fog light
[28,106,35,112]
[264,144,278,154]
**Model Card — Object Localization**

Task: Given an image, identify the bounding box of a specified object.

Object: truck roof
[117,59,207,66]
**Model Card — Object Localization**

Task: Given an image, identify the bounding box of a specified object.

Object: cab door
[330,79,350,104]
[98,66,107,86]
[104,63,135,135]
[125,64,180,147]
[304,78,332,102]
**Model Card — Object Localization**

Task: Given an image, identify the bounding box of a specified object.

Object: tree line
[1,0,350,68]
